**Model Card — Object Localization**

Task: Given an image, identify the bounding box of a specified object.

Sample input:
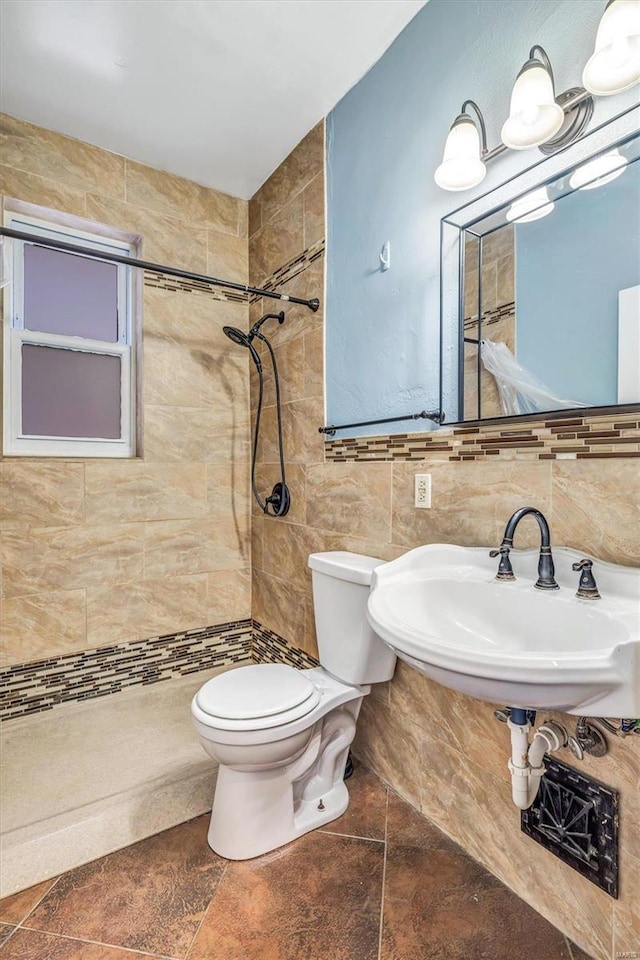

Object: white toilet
[191,551,396,860]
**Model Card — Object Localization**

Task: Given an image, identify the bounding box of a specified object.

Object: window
[3,213,136,457]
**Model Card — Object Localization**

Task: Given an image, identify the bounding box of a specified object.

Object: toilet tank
[308,552,396,685]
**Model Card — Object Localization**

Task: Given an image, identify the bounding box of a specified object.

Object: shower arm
[0,226,320,313]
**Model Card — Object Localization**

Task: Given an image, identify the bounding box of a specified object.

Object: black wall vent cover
[521,754,618,898]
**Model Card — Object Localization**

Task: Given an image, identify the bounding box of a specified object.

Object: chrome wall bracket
[539,87,595,155]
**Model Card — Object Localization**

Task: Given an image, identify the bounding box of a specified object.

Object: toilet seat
[195,663,321,732]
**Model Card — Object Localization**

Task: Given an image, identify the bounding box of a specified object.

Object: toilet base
[207,761,351,861]
[207,707,359,860]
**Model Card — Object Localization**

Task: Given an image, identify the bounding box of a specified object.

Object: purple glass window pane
[24,245,120,342]
[22,345,122,439]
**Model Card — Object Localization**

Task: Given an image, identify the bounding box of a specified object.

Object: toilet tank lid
[308,551,384,585]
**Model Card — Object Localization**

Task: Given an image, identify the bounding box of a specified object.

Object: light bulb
[569,149,628,189]
[506,187,555,223]
[501,57,565,150]
[583,0,640,95]
[434,115,486,191]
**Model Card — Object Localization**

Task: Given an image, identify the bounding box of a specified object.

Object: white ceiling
[0,0,426,199]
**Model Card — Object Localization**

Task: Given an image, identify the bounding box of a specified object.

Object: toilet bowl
[192,552,396,860]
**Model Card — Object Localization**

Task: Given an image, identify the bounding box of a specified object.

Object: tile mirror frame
[440,104,640,428]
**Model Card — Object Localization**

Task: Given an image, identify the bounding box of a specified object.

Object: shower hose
[251,332,290,517]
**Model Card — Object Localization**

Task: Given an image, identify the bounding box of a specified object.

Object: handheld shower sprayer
[223,311,290,518]
[222,312,285,374]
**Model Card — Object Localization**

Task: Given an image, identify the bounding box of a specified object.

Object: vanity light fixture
[506,186,555,223]
[569,148,628,189]
[434,101,487,191]
[501,46,565,150]
[583,0,640,96]
[434,0,639,192]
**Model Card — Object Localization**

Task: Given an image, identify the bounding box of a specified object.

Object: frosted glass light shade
[501,61,564,149]
[569,149,628,189]
[434,116,486,191]
[583,0,640,95]
[506,187,555,223]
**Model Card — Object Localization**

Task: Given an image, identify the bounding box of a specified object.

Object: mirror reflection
[460,133,640,422]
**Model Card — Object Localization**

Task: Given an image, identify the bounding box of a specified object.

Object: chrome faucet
[490,507,559,590]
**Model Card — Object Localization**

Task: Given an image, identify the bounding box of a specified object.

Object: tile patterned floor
[0,764,592,960]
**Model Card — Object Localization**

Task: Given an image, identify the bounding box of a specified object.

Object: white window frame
[3,212,136,457]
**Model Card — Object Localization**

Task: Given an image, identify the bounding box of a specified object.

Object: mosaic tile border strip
[252,621,319,670]
[250,238,325,303]
[143,271,248,305]
[464,301,515,329]
[325,411,640,462]
[0,620,252,722]
[142,238,324,305]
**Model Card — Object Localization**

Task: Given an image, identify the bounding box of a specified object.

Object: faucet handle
[572,558,600,599]
[489,545,510,558]
[490,544,515,581]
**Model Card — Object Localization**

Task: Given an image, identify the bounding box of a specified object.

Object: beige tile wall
[248,121,640,960]
[0,114,251,666]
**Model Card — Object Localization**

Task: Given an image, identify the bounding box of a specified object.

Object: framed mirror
[440,108,640,425]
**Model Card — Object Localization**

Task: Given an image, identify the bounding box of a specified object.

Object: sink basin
[367,544,640,715]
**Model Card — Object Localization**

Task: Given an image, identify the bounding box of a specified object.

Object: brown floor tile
[25,817,226,959]
[386,790,456,850]
[188,830,384,960]
[0,923,16,947]
[321,762,388,840]
[0,879,58,924]
[381,842,573,960]
[1,928,165,959]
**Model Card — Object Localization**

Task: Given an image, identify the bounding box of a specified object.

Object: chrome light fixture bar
[434,0,640,191]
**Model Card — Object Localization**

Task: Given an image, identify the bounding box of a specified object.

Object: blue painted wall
[325,0,639,435]
[516,160,640,407]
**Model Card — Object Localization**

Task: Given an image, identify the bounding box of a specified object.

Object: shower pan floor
[0,666,233,898]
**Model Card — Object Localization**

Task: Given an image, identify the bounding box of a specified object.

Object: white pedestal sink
[367,544,640,716]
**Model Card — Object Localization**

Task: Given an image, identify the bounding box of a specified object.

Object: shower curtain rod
[0,226,320,312]
[319,408,444,436]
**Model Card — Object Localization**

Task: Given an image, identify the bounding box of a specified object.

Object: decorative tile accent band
[325,411,640,462]
[464,301,515,328]
[142,238,324,305]
[250,238,325,302]
[0,621,252,722]
[252,621,319,671]
[143,271,248,305]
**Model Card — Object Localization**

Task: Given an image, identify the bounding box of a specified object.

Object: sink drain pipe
[508,709,568,810]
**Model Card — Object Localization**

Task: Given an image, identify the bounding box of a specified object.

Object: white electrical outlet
[414,473,431,508]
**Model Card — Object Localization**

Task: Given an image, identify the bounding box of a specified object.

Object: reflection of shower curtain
[480,340,587,417]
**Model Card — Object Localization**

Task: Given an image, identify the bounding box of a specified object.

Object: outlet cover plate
[414,473,431,508]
